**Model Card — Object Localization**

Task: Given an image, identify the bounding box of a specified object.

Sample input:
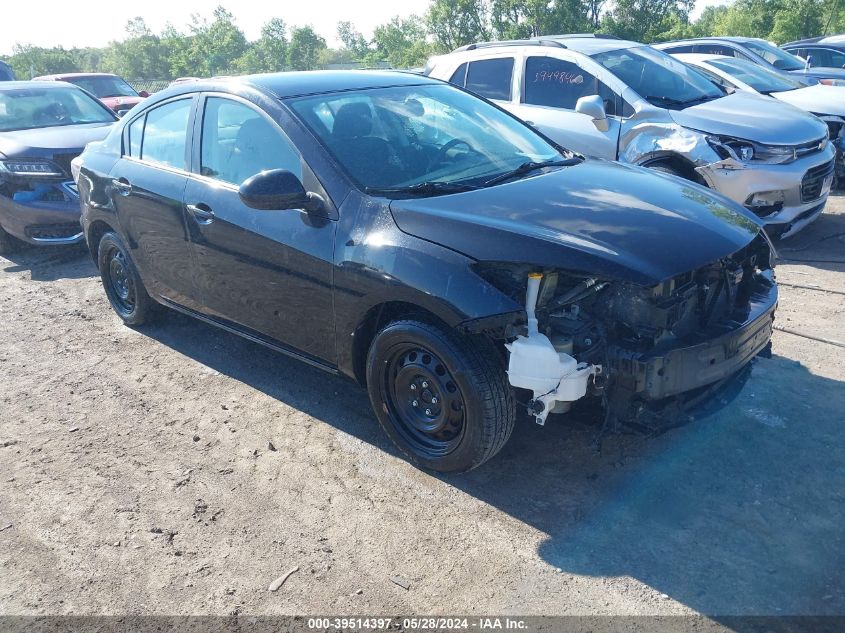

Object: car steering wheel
[433,138,476,166]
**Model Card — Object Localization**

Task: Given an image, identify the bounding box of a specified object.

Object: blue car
[0,81,116,252]
[0,61,14,82]
[654,37,845,86]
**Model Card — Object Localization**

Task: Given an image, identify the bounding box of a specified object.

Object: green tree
[184,6,248,76]
[236,18,288,73]
[602,0,695,41]
[372,16,433,67]
[427,0,490,51]
[337,21,371,58]
[100,18,171,79]
[8,45,80,78]
[288,26,327,70]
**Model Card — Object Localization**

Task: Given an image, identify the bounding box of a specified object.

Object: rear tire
[366,319,515,473]
[97,232,158,325]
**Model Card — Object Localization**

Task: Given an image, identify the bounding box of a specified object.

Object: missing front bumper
[607,273,777,405]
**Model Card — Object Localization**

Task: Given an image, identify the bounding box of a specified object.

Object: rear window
[465,58,514,101]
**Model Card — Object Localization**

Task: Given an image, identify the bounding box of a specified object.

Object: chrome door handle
[112,178,132,196]
[186,203,215,224]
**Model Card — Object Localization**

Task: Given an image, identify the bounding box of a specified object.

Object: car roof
[0,80,86,91]
[33,72,122,80]
[657,37,768,47]
[450,34,641,57]
[214,70,440,99]
[672,53,728,64]
[540,35,642,54]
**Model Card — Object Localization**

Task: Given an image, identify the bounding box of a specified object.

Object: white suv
[425,35,835,238]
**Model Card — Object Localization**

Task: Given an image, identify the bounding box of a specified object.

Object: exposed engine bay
[485,232,777,429]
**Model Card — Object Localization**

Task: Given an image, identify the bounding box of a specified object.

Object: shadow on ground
[776,207,845,272]
[134,309,845,618]
[1,243,94,281]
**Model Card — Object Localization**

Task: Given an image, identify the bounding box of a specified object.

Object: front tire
[97,232,157,325]
[366,320,515,472]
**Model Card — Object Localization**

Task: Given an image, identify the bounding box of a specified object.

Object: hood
[791,67,845,80]
[669,91,828,144]
[0,122,114,159]
[772,83,845,116]
[389,160,762,286]
[99,95,144,111]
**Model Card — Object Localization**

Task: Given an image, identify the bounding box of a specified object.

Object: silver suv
[426,35,835,238]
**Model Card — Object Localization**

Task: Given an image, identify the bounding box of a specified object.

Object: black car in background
[0,61,14,81]
[75,71,777,472]
[0,81,116,252]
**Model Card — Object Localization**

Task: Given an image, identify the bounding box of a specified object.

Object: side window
[200,97,302,186]
[662,44,695,54]
[695,44,736,56]
[127,115,144,157]
[825,49,845,67]
[141,99,192,170]
[524,56,620,115]
[694,66,736,90]
[465,58,514,100]
[449,62,468,86]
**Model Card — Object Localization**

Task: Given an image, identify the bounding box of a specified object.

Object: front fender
[333,192,522,378]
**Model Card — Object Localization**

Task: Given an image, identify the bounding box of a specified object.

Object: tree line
[5,0,845,81]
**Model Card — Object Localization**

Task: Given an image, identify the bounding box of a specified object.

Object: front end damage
[618,116,835,239]
[484,233,777,431]
[0,156,84,245]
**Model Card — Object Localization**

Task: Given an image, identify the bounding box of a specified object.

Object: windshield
[66,76,138,98]
[592,46,724,108]
[0,86,116,132]
[743,40,805,71]
[708,57,806,92]
[288,83,566,195]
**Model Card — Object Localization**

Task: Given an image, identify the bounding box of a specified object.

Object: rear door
[510,55,621,159]
[109,96,201,308]
[181,94,337,364]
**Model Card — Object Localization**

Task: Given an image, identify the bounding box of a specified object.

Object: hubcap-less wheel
[384,345,466,458]
[106,248,136,315]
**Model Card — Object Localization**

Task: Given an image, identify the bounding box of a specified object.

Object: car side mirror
[575,95,609,132]
[772,58,790,70]
[139,90,150,98]
[239,169,323,212]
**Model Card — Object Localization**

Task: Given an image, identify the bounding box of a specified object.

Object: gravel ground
[1,197,844,617]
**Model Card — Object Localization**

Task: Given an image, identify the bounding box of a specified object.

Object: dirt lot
[1,197,844,618]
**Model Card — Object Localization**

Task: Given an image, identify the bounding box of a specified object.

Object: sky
[1,0,731,55]
[0,0,432,54]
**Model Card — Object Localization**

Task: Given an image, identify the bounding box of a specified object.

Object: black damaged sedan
[75,71,777,472]
[0,81,116,252]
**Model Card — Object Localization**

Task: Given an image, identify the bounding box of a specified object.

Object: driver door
[182,94,337,364]
[510,55,621,160]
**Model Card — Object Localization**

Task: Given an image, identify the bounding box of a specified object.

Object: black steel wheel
[367,319,515,472]
[384,344,467,459]
[97,232,157,325]
[106,248,136,315]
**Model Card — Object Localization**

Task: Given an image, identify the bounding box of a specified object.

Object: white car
[673,52,845,188]
[426,35,835,238]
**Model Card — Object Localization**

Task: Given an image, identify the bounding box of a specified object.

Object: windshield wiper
[482,158,581,187]
[645,94,719,108]
[366,181,479,197]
